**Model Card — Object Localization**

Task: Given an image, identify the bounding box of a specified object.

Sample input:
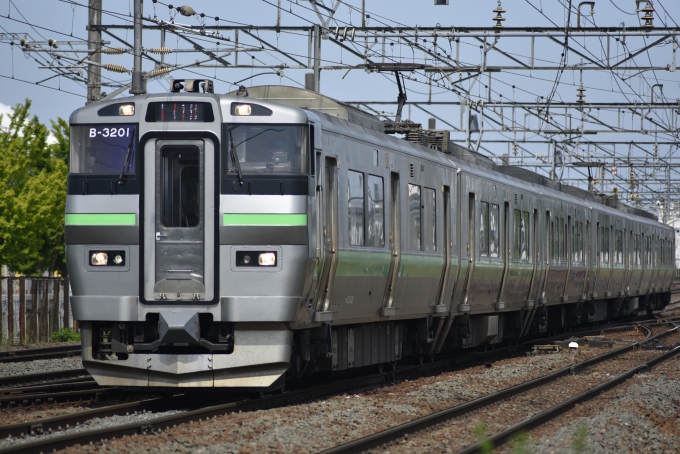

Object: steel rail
[0,387,116,408]
[0,378,96,396]
[0,374,387,454]
[320,323,678,454]
[457,333,680,453]
[0,370,90,389]
[0,320,653,453]
[0,345,80,364]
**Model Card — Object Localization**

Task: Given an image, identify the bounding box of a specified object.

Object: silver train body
[66,83,676,389]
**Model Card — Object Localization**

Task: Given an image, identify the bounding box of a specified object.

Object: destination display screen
[156,102,205,122]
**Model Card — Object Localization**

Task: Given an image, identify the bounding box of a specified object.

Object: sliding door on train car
[315,158,338,313]
[143,139,216,302]
[383,172,401,312]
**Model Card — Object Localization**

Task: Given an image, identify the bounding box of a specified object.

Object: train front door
[143,139,215,302]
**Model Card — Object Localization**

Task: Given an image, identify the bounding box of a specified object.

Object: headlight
[89,250,126,267]
[258,252,276,266]
[91,252,108,266]
[233,104,252,116]
[118,104,135,116]
[236,250,277,267]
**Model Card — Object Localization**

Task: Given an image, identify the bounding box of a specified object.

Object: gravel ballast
[0,357,84,378]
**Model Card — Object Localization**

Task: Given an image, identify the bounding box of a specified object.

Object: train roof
[69,82,660,224]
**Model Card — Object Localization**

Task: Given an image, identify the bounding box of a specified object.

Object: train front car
[67,81,313,389]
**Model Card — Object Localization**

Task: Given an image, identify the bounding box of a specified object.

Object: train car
[65,80,675,389]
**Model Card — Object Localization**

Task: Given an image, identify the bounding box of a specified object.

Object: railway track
[320,322,680,453]
[0,345,80,364]
[0,321,657,454]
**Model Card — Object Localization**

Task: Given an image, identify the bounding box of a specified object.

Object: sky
[0,0,679,212]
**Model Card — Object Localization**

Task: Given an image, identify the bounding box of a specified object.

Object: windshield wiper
[118,133,135,186]
[228,126,244,186]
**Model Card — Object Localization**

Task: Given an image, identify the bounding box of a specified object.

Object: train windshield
[70,125,136,174]
[225,124,308,174]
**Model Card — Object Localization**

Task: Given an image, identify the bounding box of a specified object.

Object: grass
[51,328,81,343]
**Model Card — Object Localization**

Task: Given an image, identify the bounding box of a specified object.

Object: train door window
[489,204,499,258]
[408,184,421,250]
[600,227,610,265]
[161,147,200,228]
[423,188,437,252]
[521,211,530,261]
[348,170,365,246]
[646,236,652,267]
[551,218,557,263]
[480,202,490,256]
[560,218,564,260]
[615,230,623,265]
[366,174,385,247]
[578,222,585,263]
[634,234,641,267]
[512,210,529,260]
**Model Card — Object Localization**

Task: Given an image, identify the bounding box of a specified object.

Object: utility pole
[313,24,321,92]
[86,0,102,104]
[130,0,145,95]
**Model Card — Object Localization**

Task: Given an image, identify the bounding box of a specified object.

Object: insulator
[103,47,125,54]
[149,47,172,54]
[103,64,128,73]
[493,2,506,30]
[48,39,57,48]
[179,5,195,16]
[19,38,28,48]
[147,67,171,79]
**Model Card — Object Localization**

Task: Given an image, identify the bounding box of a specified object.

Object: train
[65,80,675,389]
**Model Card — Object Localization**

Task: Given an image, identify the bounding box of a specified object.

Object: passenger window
[481,202,490,256]
[408,184,421,250]
[489,204,499,258]
[366,175,385,247]
[348,170,364,246]
[424,188,437,252]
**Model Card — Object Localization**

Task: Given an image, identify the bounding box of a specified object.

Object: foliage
[0,100,69,275]
[509,431,530,454]
[572,422,588,453]
[472,422,494,454]
[51,327,81,343]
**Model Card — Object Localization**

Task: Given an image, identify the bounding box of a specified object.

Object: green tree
[0,99,69,276]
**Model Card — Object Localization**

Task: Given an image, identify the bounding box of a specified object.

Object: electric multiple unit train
[65,80,675,389]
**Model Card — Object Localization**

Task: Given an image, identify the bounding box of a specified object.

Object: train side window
[348,170,365,246]
[366,174,385,247]
[424,188,437,252]
[480,202,490,256]
[489,204,499,258]
[408,184,421,250]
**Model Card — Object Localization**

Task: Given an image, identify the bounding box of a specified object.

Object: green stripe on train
[335,250,392,277]
[65,213,136,225]
[334,251,445,278]
[223,213,307,226]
